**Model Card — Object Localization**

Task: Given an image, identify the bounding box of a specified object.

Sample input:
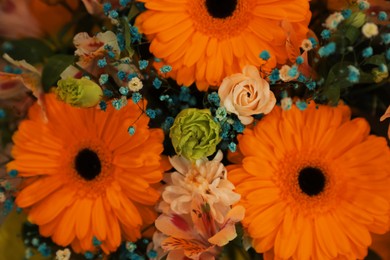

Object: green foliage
[41,55,74,91]
[1,38,53,64]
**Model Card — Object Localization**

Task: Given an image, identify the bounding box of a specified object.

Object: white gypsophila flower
[281,97,293,110]
[128,77,143,92]
[55,248,71,260]
[362,22,379,38]
[300,39,313,51]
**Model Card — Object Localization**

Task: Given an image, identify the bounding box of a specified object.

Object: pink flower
[218,65,276,125]
[61,31,129,83]
[161,151,240,224]
[155,195,245,260]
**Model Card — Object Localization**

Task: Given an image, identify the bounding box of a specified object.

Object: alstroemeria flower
[155,195,245,260]
[218,65,276,125]
[161,151,240,224]
[74,31,120,69]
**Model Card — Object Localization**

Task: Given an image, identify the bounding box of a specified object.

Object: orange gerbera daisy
[135,0,311,91]
[228,102,390,259]
[7,94,166,254]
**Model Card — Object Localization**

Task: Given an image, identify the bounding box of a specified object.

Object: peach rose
[218,65,276,125]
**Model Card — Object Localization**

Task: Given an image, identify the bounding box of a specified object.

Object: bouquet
[0,0,389,259]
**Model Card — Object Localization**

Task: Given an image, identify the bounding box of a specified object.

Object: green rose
[170,108,221,161]
[55,77,103,107]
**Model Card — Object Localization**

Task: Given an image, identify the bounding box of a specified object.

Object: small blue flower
[342,9,352,19]
[296,100,308,111]
[146,109,156,119]
[154,57,162,62]
[117,33,125,51]
[309,37,317,48]
[162,117,174,132]
[269,68,280,83]
[358,1,370,10]
[259,50,271,61]
[0,109,5,119]
[362,46,373,58]
[147,250,158,259]
[92,236,102,246]
[215,107,227,121]
[104,44,113,51]
[228,142,237,152]
[112,99,123,110]
[103,89,114,98]
[84,251,94,260]
[321,29,331,40]
[103,2,112,13]
[318,42,336,57]
[107,51,116,58]
[117,70,126,80]
[109,10,119,19]
[132,92,142,104]
[207,92,220,107]
[288,65,298,78]
[347,65,360,83]
[119,0,131,7]
[386,49,390,60]
[119,86,129,96]
[233,120,244,133]
[3,198,14,215]
[381,33,390,44]
[138,60,149,70]
[296,56,304,65]
[99,101,107,111]
[153,78,162,89]
[128,126,136,136]
[130,26,142,43]
[127,73,137,81]
[3,65,13,73]
[99,74,109,85]
[160,65,172,73]
[306,81,316,90]
[37,243,51,257]
[8,169,18,178]
[97,58,107,68]
[179,86,191,102]
[378,11,388,21]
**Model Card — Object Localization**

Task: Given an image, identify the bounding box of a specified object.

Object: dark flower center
[75,148,101,181]
[298,167,326,196]
[205,0,238,18]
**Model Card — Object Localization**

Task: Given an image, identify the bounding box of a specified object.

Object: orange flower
[135,0,311,90]
[7,94,166,253]
[228,103,390,259]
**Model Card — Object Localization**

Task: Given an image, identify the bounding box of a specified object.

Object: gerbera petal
[75,199,93,239]
[16,176,63,207]
[92,196,108,241]
[28,188,75,225]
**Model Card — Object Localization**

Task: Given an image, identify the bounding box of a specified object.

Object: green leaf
[323,62,355,105]
[1,38,53,64]
[364,54,386,66]
[122,18,135,58]
[344,26,360,45]
[41,55,75,92]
